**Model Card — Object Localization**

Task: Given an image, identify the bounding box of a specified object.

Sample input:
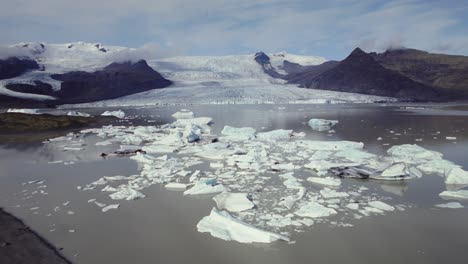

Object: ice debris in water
[101,110,125,119]
[213,192,255,212]
[439,190,468,200]
[70,110,468,244]
[435,202,464,209]
[7,108,40,114]
[102,204,120,212]
[67,111,90,117]
[172,110,195,119]
[308,119,339,131]
[197,208,289,243]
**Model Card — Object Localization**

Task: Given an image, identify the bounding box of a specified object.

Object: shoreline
[0,208,71,264]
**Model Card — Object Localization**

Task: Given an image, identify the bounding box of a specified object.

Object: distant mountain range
[1,42,468,108]
[256,48,468,102]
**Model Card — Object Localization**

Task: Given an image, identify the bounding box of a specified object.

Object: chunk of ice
[172,111,195,119]
[295,202,337,218]
[102,204,120,212]
[308,119,339,131]
[213,192,255,212]
[165,182,188,190]
[197,208,289,243]
[256,129,292,141]
[435,202,464,209]
[445,167,468,185]
[439,190,468,200]
[109,187,145,200]
[101,110,125,119]
[368,201,395,211]
[307,177,341,187]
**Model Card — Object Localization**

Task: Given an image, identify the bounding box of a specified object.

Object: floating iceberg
[197,208,289,243]
[445,167,468,185]
[308,118,339,131]
[101,110,125,118]
[368,201,395,211]
[213,192,255,212]
[102,204,120,212]
[439,190,468,200]
[109,187,145,200]
[7,108,40,114]
[172,110,195,119]
[295,202,337,218]
[256,129,292,141]
[67,111,90,117]
[184,179,227,195]
[307,177,341,187]
[435,202,464,209]
[165,182,188,190]
[221,126,256,141]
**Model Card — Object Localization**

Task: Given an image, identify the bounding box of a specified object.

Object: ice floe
[435,202,464,209]
[101,110,125,119]
[197,208,289,243]
[308,119,339,131]
[213,192,255,212]
[48,109,468,244]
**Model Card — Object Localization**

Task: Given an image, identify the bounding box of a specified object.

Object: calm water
[1,104,468,264]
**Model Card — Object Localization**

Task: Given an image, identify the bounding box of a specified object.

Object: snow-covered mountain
[0,42,395,108]
[74,52,393,107]
[0,42,171,106]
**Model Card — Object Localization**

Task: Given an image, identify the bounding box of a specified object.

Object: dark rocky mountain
[254,52,284,79]
[0,57,39,80]
[1,59,172,107]
[370,49,468,94]
[286,48,463,101]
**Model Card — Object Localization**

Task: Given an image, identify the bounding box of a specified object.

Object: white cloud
[0,0,467,59]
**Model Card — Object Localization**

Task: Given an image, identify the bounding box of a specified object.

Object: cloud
[0,0,467,59]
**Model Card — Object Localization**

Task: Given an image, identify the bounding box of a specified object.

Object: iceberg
[213,192,255,212]
[66,111,90,117]
[197,208,289,243]
[184,179,227,195]
[256,129,292,141]
[7,108,40,114]
[102,204,120,212]
[308,118,339,131]
[109,187,146,200]
[439,190,468,200]
[221,126,256,141]
[307,177,341,187]
[172,110,195,119]
[445,167,468,185]
[165,182,188,190]
[295,202,337,218]
[101,110,125,118]
[368,201,395,211]
[435,202,464,209]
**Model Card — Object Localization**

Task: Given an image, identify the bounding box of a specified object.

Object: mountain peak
[342,47,376,65]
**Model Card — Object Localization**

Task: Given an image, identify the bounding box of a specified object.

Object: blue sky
[1,0,467,60]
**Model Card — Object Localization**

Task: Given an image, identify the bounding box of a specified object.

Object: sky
[1,0,468,60]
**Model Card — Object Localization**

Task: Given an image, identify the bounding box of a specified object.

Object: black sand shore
[0,208,70,264]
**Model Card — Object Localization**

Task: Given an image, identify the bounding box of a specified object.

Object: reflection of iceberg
[380,182,409,196]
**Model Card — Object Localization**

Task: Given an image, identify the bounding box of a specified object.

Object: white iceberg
[435,202,464,209]
[368,201,395,211]
[165,182,188,190]
[307,177,341,187]
[221,126,256,141]
[184,179,227,195]
[102,204,120,212]
[172,110,195,119]
[197,208,289,243]
[445,167,468,185]
[66,111,90,117]
[109,187,145,200]
[439,190,468,200]
[213,192,255,212]
[256,129,292,141]
[7,108,40,114]
[295,202,337,218]
[308,118,339,131]
[101,110,125,119]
